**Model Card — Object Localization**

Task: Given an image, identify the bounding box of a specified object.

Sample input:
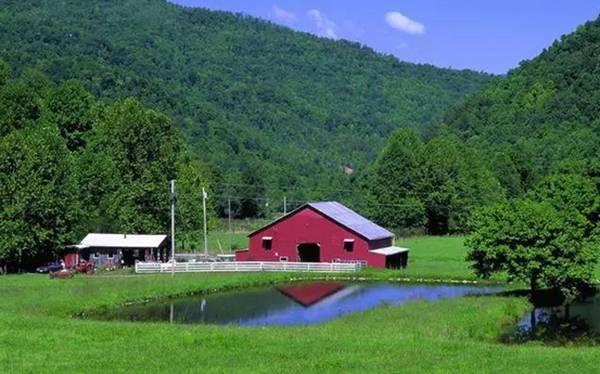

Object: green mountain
[443,15,600,193]
[366,15,600,234]
[0,0,490,216]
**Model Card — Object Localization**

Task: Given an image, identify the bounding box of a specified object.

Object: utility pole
[228,197,232,252]
[202,187,208,258]
[170,179,176,276]
[283,196,287,216]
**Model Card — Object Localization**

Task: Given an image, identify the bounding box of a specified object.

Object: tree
[0,81,41,136]
[89,98,183,233]
[0,59,11,87]
[366,129,426,230]
[176,160,216,250]
[71,150,121,233]
[421,134,504,234]
[0,126,79,270]
[46,80,96,151]
[467,174,600,300]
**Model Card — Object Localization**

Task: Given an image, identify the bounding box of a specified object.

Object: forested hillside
[366,15,600,235]
[444,16,600,193]
[0,0,489,216]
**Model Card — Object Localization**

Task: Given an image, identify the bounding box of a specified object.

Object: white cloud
[272,5,296,23]
[385,11,425,35]
[307,9,338,39]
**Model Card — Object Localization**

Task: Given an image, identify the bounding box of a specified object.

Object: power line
[215,181,506,198]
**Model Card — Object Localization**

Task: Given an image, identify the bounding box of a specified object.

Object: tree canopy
[0,62,215,271]
[467,174,600,300]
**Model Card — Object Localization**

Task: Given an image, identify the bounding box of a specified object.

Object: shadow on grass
[497,287,600,346]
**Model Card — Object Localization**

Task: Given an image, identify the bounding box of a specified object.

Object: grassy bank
[3,236,600,372]
[2,273,600,373]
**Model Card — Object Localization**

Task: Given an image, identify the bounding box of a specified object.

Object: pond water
[511,293,600,344]
[94,281,502,326]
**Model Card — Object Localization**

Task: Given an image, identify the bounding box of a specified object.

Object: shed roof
[249,201,393,241]
[79,233,167,249]
[370,246,410,256]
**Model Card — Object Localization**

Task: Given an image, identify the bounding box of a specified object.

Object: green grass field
[2,236,600,373]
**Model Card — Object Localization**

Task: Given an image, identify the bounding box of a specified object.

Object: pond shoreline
[75,272,507,319]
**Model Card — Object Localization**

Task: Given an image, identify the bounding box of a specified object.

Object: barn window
[262,237,272,250]
[343,239,354,252]
[279,256,288,262]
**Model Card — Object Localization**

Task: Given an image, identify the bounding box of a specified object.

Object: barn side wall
[236,207,388,267]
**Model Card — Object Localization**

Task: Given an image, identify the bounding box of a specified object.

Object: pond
[509,292,600,344]
[93,281,502,326]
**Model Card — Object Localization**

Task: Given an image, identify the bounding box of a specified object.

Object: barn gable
[249,202,393,241]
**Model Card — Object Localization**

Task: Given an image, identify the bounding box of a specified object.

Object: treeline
[0,0,491,217]
[364,129,504,234]
[0,61,213,271]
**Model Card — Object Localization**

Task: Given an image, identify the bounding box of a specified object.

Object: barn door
[297,243,320,262]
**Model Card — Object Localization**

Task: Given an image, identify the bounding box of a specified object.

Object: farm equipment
[49,270,74,279]
[77,260,95,275]
[49,260,95,279]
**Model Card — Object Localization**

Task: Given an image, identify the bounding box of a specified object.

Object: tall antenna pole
[170,179,176,276]
[202,187,208,258]
[283,196,287,215]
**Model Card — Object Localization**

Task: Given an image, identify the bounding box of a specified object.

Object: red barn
[235,201,408,269]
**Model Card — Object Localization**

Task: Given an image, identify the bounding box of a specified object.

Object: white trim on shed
[370,246,410,256]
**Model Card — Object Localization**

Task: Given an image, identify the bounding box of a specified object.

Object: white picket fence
[135,261,362,274]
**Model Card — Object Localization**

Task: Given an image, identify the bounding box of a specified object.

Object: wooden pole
[203,187,208,258]
[170,179,176,276]
[228,197,232,252]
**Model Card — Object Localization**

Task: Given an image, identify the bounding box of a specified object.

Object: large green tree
[0,126,78,270]
[176,160,216,250]
[0,80,41,136]
[89,98,183,233]
[467,174,600,300]
[46,80,96,151]
[366,129,426,230]
[367,130,504,234]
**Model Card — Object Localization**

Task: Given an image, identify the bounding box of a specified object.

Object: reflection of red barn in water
[277,282,345,306]
[236,201,409,269]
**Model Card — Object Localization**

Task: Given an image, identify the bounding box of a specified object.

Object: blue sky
[169,1,600,74]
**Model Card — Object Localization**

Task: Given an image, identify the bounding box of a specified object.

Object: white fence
[135,261,362,274]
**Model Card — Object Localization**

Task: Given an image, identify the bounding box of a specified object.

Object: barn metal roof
[307,202,394,241]
[248,201,394,241]
[79,233,168,249]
